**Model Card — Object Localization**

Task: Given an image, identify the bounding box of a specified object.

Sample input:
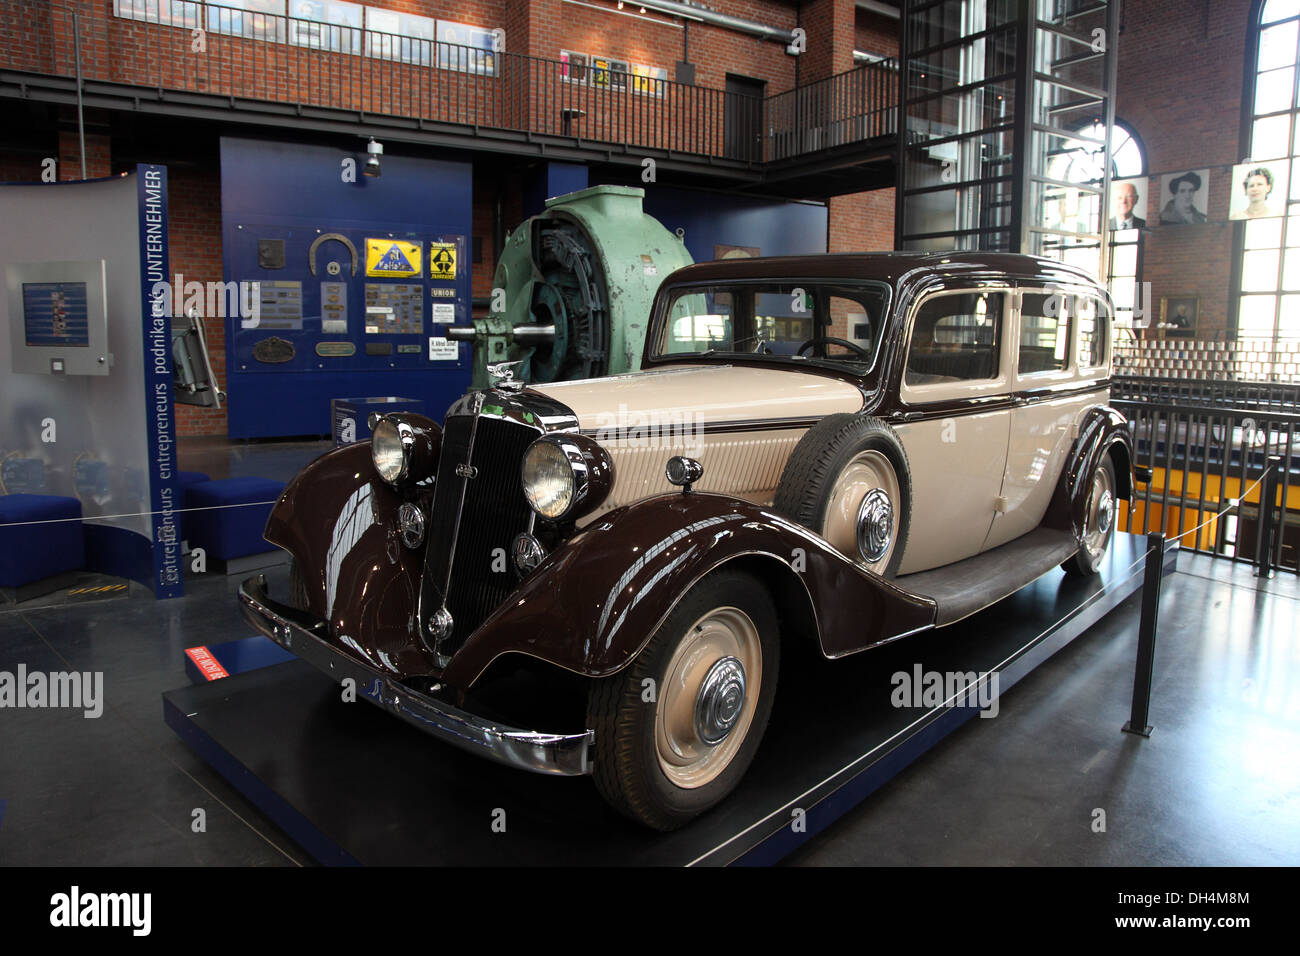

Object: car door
[893,288,1014,575]
[983,285,1108,550]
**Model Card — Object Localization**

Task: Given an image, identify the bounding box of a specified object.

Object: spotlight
[364,137,383,178]
[639,5,646,11]
[617,1,624,7]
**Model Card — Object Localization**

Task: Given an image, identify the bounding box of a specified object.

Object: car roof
[662,251,1103,291]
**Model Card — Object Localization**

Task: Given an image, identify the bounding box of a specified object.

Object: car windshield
[651,281,891,371]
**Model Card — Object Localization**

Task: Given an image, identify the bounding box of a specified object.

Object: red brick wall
[854,7,898,58]
[57,130,110,179]
[1116,0,1254,340]
[800,0,855,83]
[168,163,229,436]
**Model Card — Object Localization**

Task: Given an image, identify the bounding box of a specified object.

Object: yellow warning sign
[429,242,458,280]
[365,239,422,277]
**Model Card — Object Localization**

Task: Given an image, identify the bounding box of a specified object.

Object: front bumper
[238,574,594,776]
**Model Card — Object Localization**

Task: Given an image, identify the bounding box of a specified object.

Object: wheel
[773,415,912,578]
[1062,455,1117,576]
[587,570,780,831]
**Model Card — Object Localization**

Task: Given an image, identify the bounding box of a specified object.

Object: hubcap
[655,607,761,789]
[1085,466,1116,558]
[694,657,747,745]
[857,488,894,563]
[821,450,900,573]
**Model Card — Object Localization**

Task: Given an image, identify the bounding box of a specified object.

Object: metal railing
[0,0,900,164]
[765,58,898,161]
[1113,393,1299,575]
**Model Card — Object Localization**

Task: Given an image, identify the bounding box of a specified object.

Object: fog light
[398,502,425,549]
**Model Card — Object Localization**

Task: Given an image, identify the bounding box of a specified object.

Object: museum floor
[0,438,1296,866]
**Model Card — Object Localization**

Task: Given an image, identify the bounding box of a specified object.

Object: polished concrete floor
[0,438,1296,866]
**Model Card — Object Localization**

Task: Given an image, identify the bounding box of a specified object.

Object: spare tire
[773,415,912,578]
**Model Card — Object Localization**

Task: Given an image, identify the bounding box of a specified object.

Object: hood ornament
[486,360,527,392]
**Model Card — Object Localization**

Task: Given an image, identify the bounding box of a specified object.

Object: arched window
[1043,119,1146,333]
[1239,0,1300,346]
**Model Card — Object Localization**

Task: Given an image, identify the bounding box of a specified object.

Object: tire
[587,569,780,831]
[1062,455,1117,576]
[773,414,912,578]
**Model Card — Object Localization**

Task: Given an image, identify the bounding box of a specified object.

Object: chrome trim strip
[239,574,594,777]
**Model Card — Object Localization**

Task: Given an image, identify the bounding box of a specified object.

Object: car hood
[530,364,864,431]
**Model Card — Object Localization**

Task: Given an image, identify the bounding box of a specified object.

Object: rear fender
[264,434,439,677]
[440,492,936,689]
[1043,404,1134,538]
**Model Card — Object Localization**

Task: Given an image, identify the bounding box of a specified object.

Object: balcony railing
[1,0,899,165]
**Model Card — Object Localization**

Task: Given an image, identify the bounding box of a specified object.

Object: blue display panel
[220,137,473,438]
[22,281,90,347]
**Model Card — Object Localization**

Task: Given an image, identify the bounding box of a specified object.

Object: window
[1238,0,1300,349]
[655,282,889,369]
[1018,292,1071,374]
[906,292,1003,385]
[1077,295,1109,368]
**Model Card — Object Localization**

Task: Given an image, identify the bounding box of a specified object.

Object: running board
[897,528,1079,626]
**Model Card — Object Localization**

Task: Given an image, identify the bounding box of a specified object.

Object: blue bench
[184,477,287,563]
[0,494,85,589]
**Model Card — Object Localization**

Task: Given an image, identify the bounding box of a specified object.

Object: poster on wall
[365,238,422,277]
[1228,160,1289,219]
[1159,169,1210,225]
[562,51,589,84]
[632,63,668,97]
[437,20,500,75]
[1160,296,1199,339]
[1109,176,1148,231]
[206,0,287,41]
[287,0,363,55]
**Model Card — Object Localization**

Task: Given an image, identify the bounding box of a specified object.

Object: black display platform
[163,532,1174,866]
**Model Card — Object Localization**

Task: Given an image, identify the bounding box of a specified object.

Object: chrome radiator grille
[422,412,540,654]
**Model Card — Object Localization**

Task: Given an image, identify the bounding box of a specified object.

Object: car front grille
[422,411,540,657]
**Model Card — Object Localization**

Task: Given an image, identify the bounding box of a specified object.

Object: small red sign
[185,645,230,681]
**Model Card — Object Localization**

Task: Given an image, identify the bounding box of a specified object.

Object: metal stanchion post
[1256,455,1282,579]
[1122,532,1165,737]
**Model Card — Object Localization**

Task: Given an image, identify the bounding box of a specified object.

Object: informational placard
[366,238,422,277]
[428,336,458,360]
[22,282,90,347]
[364,283,423,334]
[257,280,304,329]
[431,302,456,326]
[320,280,348,332]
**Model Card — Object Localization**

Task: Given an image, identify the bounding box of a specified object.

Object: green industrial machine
[449,185,693,387]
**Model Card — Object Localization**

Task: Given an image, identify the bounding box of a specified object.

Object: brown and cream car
[241,251,1134,830]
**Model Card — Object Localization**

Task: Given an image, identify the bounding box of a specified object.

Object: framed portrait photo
[1109,176,1148,231]
[1160,296,1198,339]
[1159,169,1210,225]
[1228,160,1289,220]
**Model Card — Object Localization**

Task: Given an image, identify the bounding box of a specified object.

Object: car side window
[905,292,1003,386]
[1076,294,1108,368]
[1018,292,1072,374]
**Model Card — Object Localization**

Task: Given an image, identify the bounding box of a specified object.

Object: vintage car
[241,251,1135,830]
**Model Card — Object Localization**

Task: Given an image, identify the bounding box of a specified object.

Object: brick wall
[1116,0,1254,340]
[168,162,228,437]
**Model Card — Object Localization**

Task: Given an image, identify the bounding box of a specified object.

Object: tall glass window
[1239,0,1300,346]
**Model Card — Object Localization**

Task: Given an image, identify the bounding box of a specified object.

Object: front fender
[1043,404,1134,538]
[440,493,937,689]
[264,440,437,677]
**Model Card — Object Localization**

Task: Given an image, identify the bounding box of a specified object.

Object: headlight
[370,414,441,487]
[372,419,406,483]
[521,434,614,522]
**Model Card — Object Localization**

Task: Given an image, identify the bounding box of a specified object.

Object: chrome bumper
[238,574,594,776]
